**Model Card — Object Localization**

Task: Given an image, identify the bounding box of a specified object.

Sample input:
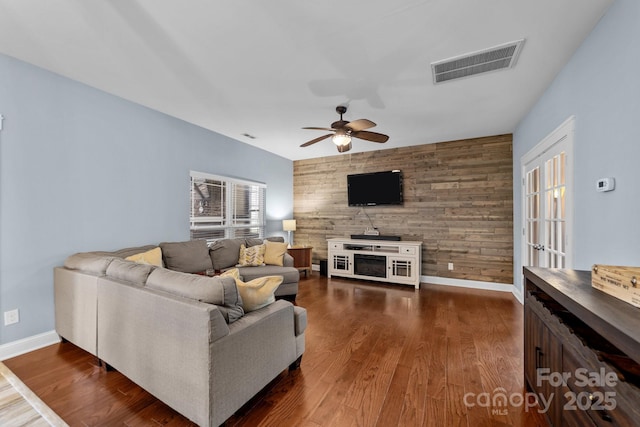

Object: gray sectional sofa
[54,238,306,426]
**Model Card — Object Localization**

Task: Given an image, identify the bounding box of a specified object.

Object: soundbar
[350,234,401,241]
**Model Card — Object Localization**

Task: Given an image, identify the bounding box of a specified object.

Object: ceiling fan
[300,105,389,153]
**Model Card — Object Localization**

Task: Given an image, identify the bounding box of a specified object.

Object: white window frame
[190,171,266,242]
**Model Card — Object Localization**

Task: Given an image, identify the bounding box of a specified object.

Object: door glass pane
[532,248,538,266]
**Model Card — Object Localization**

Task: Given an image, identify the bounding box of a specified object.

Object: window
[190,171,266,242]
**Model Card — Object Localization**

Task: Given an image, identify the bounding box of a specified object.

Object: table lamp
[282,219,296,248]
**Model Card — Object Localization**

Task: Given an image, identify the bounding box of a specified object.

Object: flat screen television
[347,170,403,206]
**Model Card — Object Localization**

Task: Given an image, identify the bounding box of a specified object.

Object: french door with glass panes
[522,117,574,269]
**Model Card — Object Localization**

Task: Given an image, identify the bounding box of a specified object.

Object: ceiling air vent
[431,39,525,84]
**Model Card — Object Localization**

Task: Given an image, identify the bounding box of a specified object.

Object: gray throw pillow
[146,268,244,323]
[159,240,213,273]
[209,238,245,270]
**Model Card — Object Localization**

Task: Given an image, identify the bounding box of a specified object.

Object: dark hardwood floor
[4,274,548,426]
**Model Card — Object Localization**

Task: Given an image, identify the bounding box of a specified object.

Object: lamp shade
[282,219,297,231]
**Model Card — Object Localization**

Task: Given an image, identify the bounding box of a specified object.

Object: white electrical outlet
[4,309,19,326]
[448,262,454,271]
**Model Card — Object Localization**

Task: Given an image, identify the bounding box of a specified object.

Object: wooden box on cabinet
[591,264,640,308]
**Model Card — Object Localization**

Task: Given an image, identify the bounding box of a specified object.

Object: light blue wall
[513,0,640,293]
[0,53,293,345]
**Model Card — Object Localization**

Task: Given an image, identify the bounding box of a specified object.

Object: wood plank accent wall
[293,134,514,285]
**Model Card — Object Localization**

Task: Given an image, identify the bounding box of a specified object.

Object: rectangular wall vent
[431,39,525,84]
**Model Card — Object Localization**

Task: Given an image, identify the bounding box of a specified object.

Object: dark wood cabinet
[524,304,563,426]
[524,268,640,426]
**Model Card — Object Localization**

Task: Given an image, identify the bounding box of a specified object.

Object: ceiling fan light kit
[332,129,352,147]
[301,105,389,153]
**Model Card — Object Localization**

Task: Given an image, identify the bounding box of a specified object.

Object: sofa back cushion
[146,268,244,323]
[106,258,155,285]
[159,240,212,273]
[209,238,245,270]
[264,236,285,243]
[64,245,159,274]
[245,238,264,247]
[64,254,116,274]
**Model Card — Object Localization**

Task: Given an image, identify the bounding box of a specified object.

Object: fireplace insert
[353,254,386,278]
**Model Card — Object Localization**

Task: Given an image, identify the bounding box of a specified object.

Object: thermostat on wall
[596,177,615,192]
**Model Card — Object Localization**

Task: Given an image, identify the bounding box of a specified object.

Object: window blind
[190,171,266,242]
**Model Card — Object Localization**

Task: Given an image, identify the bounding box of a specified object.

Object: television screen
[347,170,403,206]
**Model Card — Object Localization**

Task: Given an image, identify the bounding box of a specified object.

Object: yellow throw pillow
[221,268,283,312]
[237,244,265,267]
[125,247,163,267]
[264,240,288,266]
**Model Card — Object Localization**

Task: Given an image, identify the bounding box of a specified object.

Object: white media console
[327,238,422,289]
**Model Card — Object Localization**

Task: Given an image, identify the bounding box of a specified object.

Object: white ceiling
[0,0,613,161]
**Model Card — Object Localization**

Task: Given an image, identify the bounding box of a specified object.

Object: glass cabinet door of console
[391,259,412,278]
[332,254,350,272]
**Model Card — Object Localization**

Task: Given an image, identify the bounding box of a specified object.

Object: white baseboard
[421,275,514,293]
[0,330,60,361]
[314,267,521,301]
[511,286,524,305]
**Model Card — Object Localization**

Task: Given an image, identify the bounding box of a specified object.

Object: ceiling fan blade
[352,131,389,143]
[300,133,333,147]
[302,126,335,131]
[346,119,376,131]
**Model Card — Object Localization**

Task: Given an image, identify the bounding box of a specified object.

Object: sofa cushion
[264,240,288,267]
[159,240,212,273]
[106,258,155,285]
[146,268,244,323]
[64,253,116,274]
[109,245,159,259]
[125,247,163,267]
[245,238,265,247]
[221,269,282,312]
[237,265,300,285]
[209,238,245,270]
[237,244,265,267]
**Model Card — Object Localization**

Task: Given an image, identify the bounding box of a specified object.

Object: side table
[287,246,313,277]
